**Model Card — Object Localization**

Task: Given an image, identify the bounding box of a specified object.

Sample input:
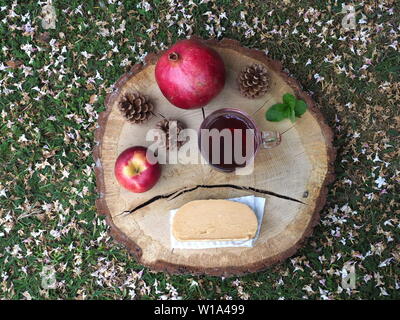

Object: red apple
[114,146,161,193]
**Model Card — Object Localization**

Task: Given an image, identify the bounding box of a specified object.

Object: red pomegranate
[155,39,225,109]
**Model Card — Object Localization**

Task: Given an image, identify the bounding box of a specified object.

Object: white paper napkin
[170,195,266,249]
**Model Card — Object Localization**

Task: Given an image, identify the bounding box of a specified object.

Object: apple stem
[168,52,179,62]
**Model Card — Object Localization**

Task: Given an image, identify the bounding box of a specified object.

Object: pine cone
[238,63,270,99]
[155,119,186,150]
[118,92,154,124]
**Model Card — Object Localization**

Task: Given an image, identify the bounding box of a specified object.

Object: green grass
[0,0,399,300]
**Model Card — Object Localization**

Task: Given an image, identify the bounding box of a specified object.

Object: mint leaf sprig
[265,93,308,123]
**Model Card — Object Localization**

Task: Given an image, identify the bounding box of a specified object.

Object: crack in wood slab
[281,124,297,135]
[117,189,180,217]
[118,184,306,217]
[251,96,273,116]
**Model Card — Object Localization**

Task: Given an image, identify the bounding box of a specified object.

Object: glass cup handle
[261,131,281,149]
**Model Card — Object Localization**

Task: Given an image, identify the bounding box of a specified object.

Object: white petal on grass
[375,176,387,189]
[378,258,393,268]
[18,134,28,142]
[373,153,382,162]
[0,189,7,197]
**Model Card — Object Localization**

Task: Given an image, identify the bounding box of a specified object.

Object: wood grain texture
[93,38,336,276]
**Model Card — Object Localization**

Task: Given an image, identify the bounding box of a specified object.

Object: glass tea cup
[198,108,281,173]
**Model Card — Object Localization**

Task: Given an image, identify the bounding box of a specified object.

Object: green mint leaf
[266,103,288,122]
[294,99,308,117]
[282,93,296,109]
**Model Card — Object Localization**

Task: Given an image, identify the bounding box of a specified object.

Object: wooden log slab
[93,38,336,276]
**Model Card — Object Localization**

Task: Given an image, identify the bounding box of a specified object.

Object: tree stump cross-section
[93,38,335,276]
